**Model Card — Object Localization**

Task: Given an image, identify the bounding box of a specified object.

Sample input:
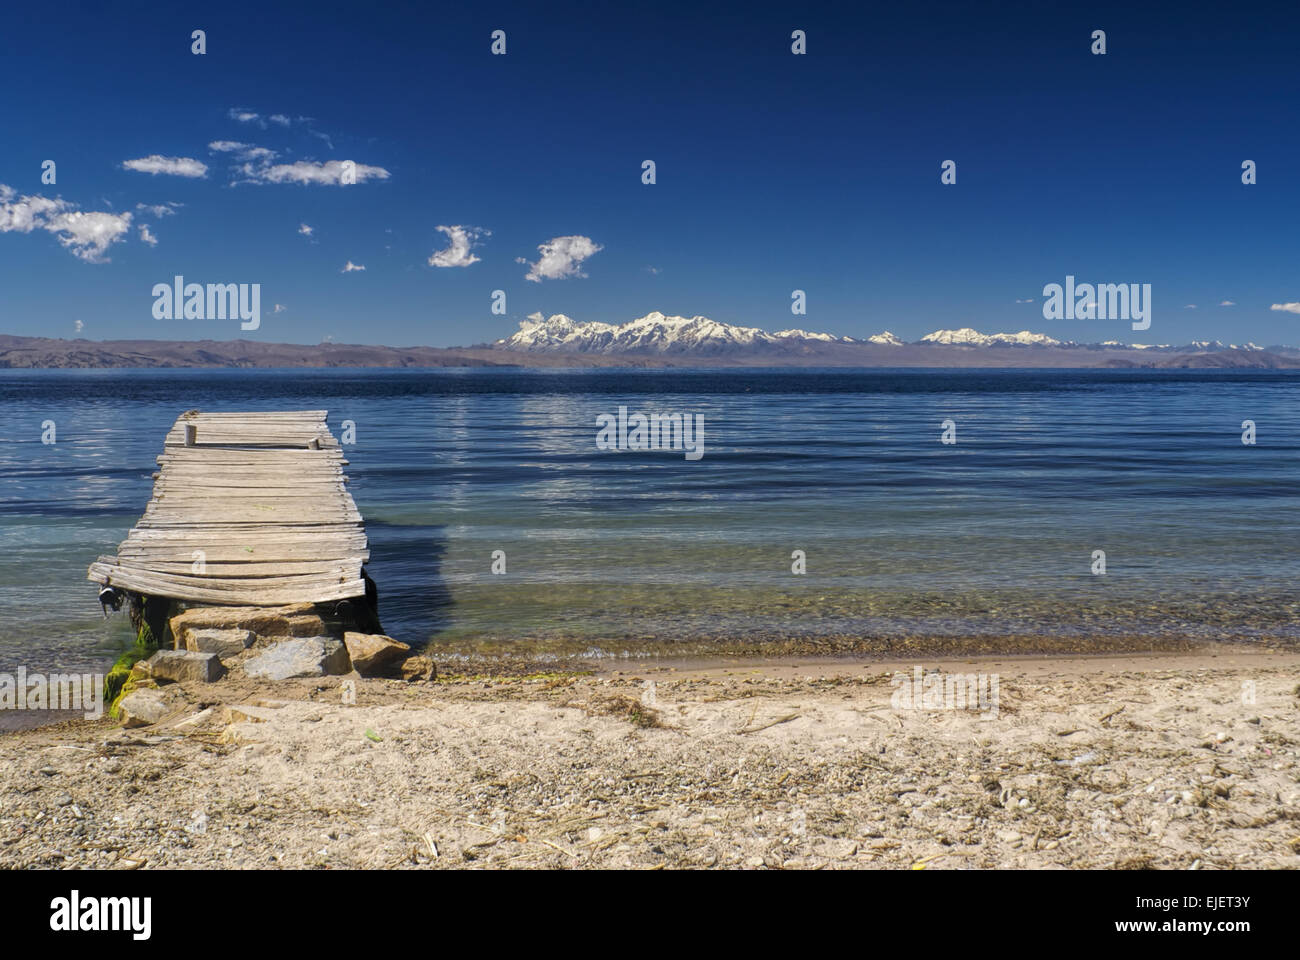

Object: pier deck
[87,410,368,606]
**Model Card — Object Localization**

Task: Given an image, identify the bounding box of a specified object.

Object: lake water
[2,367,1298,673]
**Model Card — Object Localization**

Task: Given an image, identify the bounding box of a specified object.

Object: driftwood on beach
[87,410,369,607]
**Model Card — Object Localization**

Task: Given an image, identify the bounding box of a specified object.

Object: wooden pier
[87,410,369,607]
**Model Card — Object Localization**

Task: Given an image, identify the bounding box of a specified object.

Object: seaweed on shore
[104,593,166,717]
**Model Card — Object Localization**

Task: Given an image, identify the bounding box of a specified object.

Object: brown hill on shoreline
[2,334,1298,370]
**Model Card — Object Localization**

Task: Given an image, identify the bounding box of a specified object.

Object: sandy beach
[1,646,1296,870]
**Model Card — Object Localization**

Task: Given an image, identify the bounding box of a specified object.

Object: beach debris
[343,632,410,676]
[739,713,800,735]
[243,637,351,681]
[184,627,254,659]
[364,728,383,742]
[143,650,225,684]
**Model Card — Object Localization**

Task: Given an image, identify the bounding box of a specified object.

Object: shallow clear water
[2,366,1297,671]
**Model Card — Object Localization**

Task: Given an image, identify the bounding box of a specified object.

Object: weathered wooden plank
[89,563,365,605]
[113,546,369,563]
[104,556,364,576]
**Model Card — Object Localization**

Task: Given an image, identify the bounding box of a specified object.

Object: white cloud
[122,155,208,178]
[1183,304,1197,309]
[228,108,266,128]
[74,319,84,333]
[1219,300,1236,306]
[273,303,287,313]
[43,210,134,262]
[517,234,602,282]
[1015,297,1034,303]
[644,265,662,275]
[1270,302,1300,315]
[428,225,488,267]
[135,202,180,218]
[208,140,277,162]
[341,260,366,273]
[0,184,133,262]
[269,114,291,127]
[298,223,313,236]
[248,160,389,186]
[138,223,157,246]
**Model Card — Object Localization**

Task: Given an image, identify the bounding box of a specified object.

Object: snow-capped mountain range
[495,312,1271,355]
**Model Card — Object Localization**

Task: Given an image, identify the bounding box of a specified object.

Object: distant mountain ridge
[496,312,1285,357]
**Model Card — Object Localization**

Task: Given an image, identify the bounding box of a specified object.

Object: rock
[170,604,328,646]
[995,830,1022,843]
[223,704,280,724]
[144,650,225,684]
[286,613,328,637]
[117,689,172,727]
[398,655,437,682]
[243,637,351,681]
[170,707,218,731]
[185,628,254,659]
[343,632,411,675]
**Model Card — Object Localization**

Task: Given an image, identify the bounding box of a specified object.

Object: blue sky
[1,0,1298,347]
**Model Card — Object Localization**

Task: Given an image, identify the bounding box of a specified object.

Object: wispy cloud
[1183,304,1197,309]
[0,184,133,262]
[298,223,313,236]
[341,260,366,273]
[1271,302,1300,315]
[122,155,208,178]
[428,225,488,267]
[517,234,602,282]
[138,223,157,246]
[135,202,181,218]
[208,140,277,162]
[273,303,287,313]
[1219,300,1236,306]
[1015,297,1034,303]
[248,160,389,186]
[227,108,334,148]
[228,107,267,128]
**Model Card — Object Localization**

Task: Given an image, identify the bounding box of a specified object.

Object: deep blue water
[2,366,1298,672]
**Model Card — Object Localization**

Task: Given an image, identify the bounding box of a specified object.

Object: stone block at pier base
[144,649,226,683]
[243,637,351,681]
